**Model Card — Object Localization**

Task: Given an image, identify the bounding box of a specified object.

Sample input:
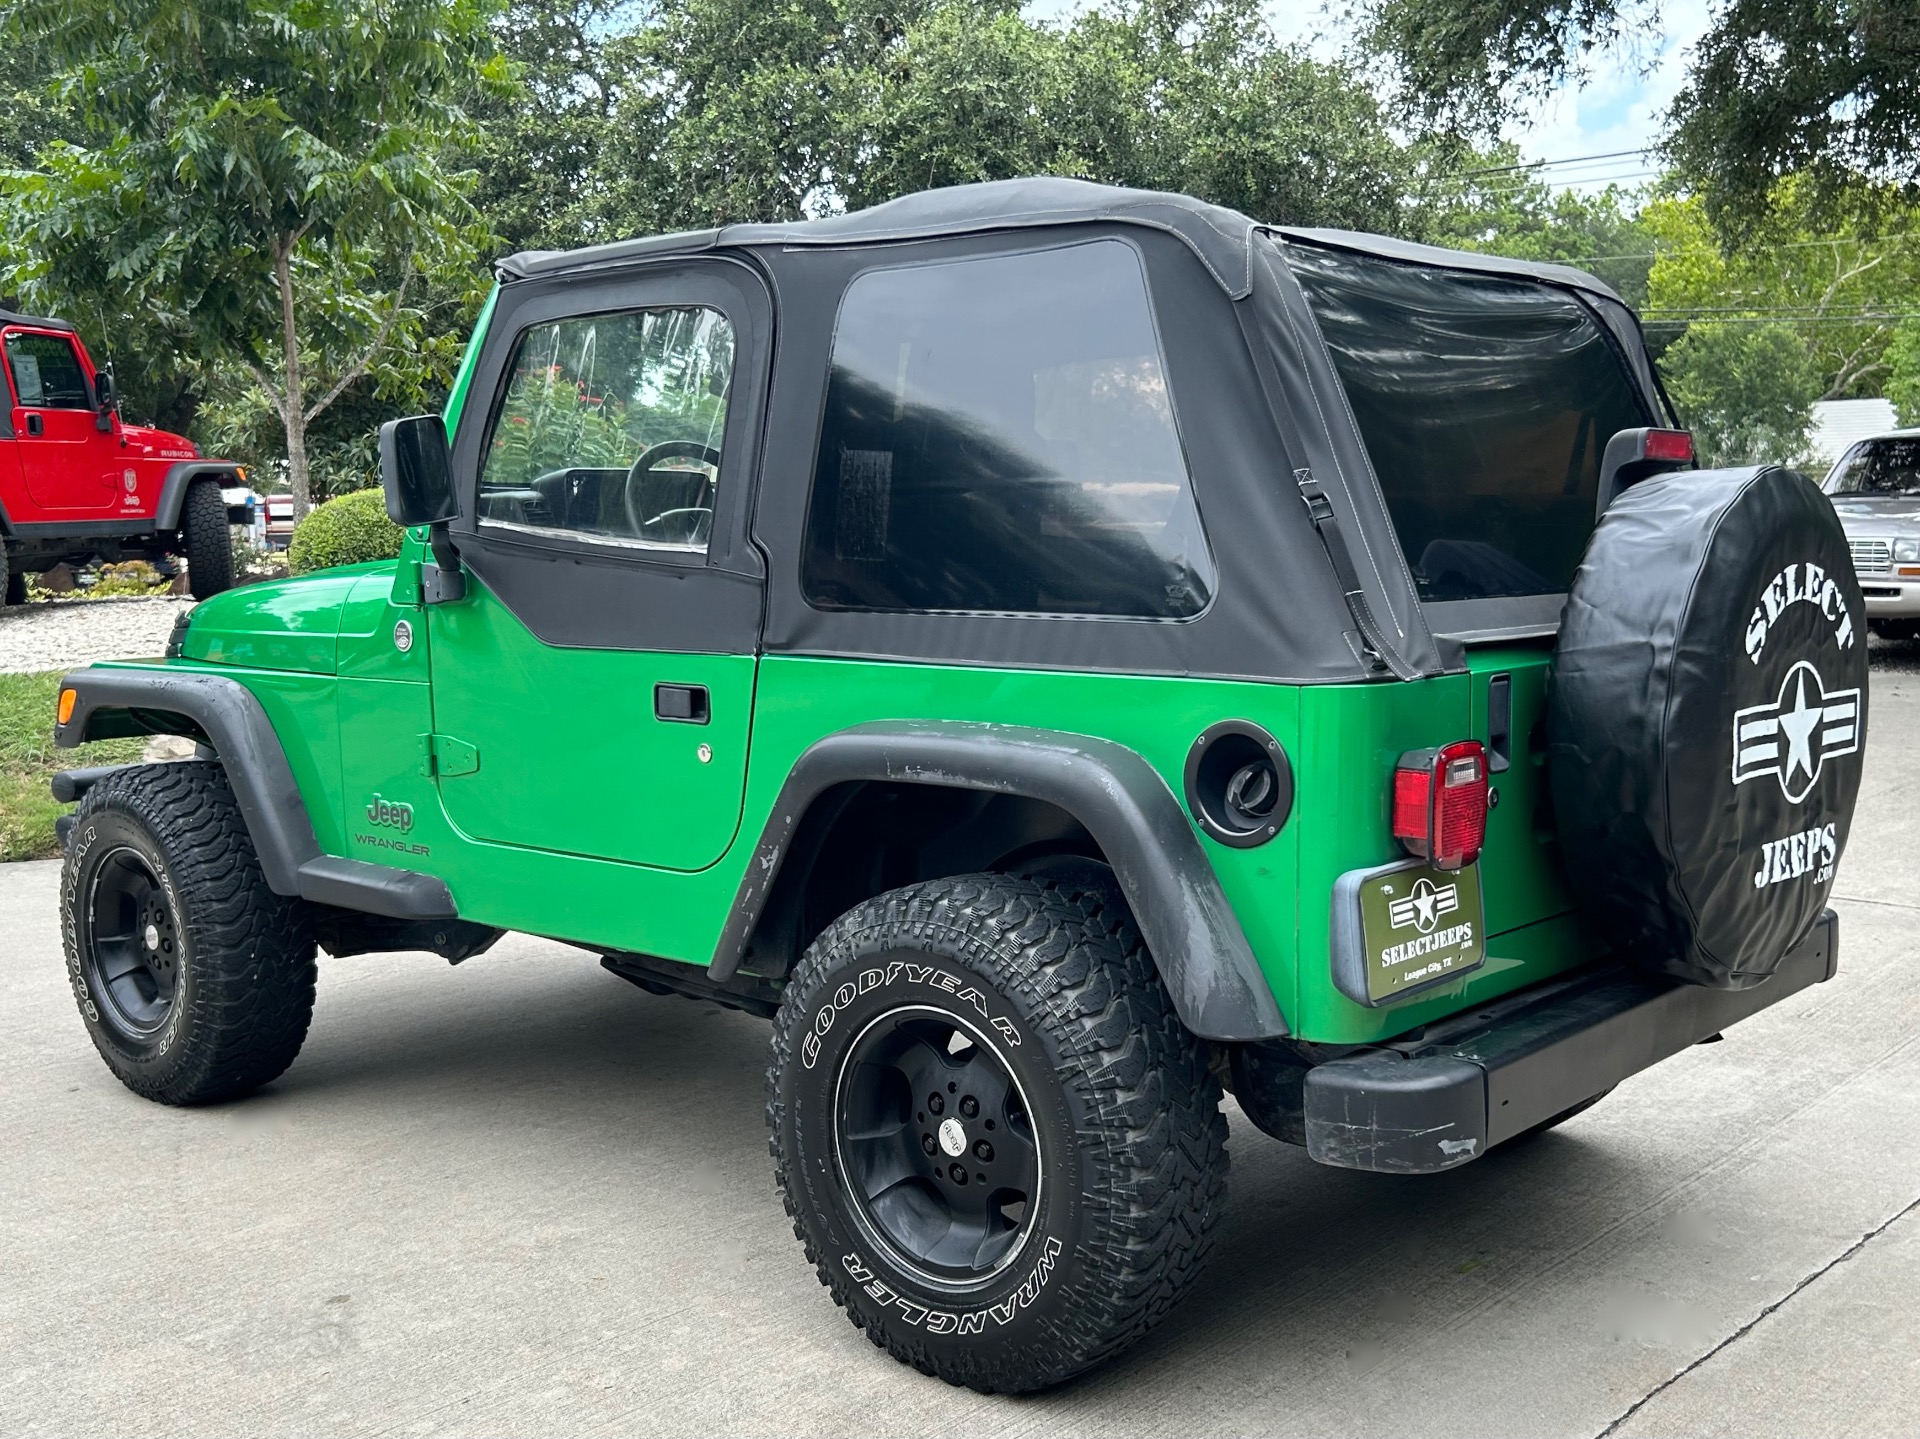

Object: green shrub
[288,489,404,574]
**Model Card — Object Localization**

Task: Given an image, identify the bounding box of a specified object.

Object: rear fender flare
[713,721,1289,1042]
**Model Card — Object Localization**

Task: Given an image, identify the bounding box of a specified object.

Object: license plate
[1331,859,1487,1007]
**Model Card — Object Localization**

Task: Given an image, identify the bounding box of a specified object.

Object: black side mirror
[1596,427,1695,519]
[94,372,116,410]
[379,414,460,526]
[379,415,465,602]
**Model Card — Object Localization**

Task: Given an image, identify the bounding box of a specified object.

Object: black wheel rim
[82,846,182,1037]
[833,1005,1041,1287]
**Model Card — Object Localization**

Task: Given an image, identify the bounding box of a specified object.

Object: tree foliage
[549,0,1421,236]
[1358,0,1920,234]
[1661,322,1823,467]
[1885,323,1920,428]
[0,0,504,514]
[1416,142,1656,308]
[1641,187,1920,401]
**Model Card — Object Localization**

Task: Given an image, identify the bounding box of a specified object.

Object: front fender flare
[713,721,1288,1041]
[54,667,453,919]
[155,462,246,531]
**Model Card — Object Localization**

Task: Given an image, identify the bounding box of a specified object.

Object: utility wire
[1443,147,1651,179]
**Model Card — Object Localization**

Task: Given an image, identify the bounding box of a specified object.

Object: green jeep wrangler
[51,180,1868,1392]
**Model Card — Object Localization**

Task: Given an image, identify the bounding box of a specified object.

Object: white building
[1808,398,1900,473]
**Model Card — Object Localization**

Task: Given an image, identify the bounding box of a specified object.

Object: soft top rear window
[1287,243,1651,602]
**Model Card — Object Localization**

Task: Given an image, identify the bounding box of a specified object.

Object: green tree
[0,0,504,517]
[588,0,1419,235]
[1641,188,1920,401]
[1415,143,1657,308]
[1357,0,1920,234]
[469,0,635,253]
[1885,322,1920,428]
[1660,321,1823,466]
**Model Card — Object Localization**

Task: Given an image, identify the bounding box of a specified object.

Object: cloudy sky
[1030,0,1713,191]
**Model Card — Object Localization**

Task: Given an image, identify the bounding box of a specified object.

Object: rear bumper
[1303,910,1839,1174]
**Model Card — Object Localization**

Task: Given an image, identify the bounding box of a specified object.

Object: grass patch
[0,672,145,862]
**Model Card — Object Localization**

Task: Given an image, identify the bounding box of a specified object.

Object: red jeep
[0,309,248,604]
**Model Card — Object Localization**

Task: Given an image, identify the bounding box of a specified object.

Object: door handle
[1487,673,1512,774]
[26,413,42,436]
[654,683,710,724]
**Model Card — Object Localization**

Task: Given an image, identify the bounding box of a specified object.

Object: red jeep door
[4,328,120,517]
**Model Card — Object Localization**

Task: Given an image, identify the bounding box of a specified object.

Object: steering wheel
[624,441,721,544]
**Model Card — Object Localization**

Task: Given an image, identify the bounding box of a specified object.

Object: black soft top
[496,177,1627,308]
[484,179,1660,684]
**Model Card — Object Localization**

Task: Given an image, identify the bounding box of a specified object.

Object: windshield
[1287,243,1652,602]
[1825,437,1920,497]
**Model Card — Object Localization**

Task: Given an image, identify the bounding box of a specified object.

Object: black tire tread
[767,871,1228,1392]
[181,479,235,599]
[62,761,314,1104]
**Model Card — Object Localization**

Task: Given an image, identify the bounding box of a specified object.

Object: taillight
[1391,740,1488,870]
[1643,428,1694,463]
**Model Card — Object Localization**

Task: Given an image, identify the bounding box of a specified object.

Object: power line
[1554,231,1920,264]
[1445,147,1651,179]
[1640,312,1920,325]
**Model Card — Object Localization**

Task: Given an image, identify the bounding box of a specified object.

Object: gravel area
[0,596,196,675]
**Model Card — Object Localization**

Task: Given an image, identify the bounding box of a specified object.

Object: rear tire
[181,479,235,600]
[61,762,316,1104]
[0,545,17,606]
[768,872,1228,1393]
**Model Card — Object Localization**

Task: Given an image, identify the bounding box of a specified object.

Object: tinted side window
[478,307,733,552]
[801,241,1214,618]
[1288,244,1650,602]
[1826,437,1920,496]
[6,332,92,409]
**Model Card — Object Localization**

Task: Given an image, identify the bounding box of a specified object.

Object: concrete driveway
[4,645,1918,1438]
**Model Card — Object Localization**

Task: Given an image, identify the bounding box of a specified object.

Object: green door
[426,262,770,872]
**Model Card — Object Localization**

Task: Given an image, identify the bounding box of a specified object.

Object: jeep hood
[117,421,199,459]
[181,565,390,674]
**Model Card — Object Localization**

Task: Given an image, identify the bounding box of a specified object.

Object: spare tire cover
[1549,466,1867,988]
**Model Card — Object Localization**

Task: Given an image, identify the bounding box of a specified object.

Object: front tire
[61,762,316,1104]
[181,479,236,600]
[0,544,19,606]
[767,873,1228,1392]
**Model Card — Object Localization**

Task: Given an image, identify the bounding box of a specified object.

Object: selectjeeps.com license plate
[1329,859,1487,1007]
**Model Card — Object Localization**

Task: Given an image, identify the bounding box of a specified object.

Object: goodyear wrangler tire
[1549,466,1868,989]
[767,873,1228,1392]
[61,762,316,1104]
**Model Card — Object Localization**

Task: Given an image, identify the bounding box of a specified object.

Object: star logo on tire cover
[1731,661,1861,803]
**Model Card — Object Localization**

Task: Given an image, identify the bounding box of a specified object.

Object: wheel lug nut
[959,1095,979,1118]
[949,1164,968,1185]
[974,1140,993,1161]
[922,1133,937,1156]
[928,1093,944,1115]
